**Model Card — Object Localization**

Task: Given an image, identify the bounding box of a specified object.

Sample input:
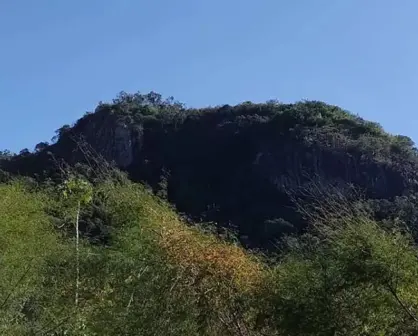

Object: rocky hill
[4,92,418,334]
[3,91,418,248]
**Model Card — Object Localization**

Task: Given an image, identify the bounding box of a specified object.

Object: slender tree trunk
[75,201,80,307]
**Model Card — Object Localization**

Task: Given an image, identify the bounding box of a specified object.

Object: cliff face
[82,120,137,168]
[3,93,418,248]
[62,109,140,168]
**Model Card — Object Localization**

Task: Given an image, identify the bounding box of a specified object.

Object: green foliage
[0,178,267,335]
[0,169,11,183]
[3,91,418,249]
[0,182,69,334]
[61,177,93,206]
[260,209,418,335]
[3,174,418,335]
[80,182,265,335]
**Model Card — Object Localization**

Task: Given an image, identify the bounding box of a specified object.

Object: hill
[2,91,418,249]
[3,93,418,334]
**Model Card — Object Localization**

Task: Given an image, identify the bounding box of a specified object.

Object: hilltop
[2,91,418,248]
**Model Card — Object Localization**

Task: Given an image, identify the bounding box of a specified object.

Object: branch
[387,283,418,322]
[0,260,33,309]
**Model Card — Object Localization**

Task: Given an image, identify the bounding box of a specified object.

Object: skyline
[1,1,418,152]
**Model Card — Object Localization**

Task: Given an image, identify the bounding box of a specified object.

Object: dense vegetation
[3,92,418,334]
[2,172,418,335]
[2,92,418,248]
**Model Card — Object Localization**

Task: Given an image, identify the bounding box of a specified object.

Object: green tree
[60,176,93,332]
[0,182,65,334]
[34,141,49,152]
[261,214,418,335]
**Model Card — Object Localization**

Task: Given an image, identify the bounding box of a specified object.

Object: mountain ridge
[2,91,418,248]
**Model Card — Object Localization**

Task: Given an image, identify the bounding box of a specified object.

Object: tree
[261,214,418,335]
[19,148,30,156]
[0,149,13,160]
[0,183,66,334]
[52,124,71,143]
[60,177,93,326]
[34,142,49,153]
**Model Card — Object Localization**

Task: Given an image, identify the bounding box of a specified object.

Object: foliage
[0,149,13,160]
[2,172,418,334]
[80,181,266,335]
[2,92,418,249]
[61,177,93,207]
[0,182,70,334]
[35,142,49,153]
[261,214,418,335]
[0,178,268,335]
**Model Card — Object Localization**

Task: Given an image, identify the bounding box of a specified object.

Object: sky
[1,0,418,152]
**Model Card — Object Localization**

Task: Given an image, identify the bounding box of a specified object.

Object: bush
[261,206,418,335]
[4,177,418,335]
[0,182,69,334]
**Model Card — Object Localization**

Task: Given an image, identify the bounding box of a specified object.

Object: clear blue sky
[1,0,418,152]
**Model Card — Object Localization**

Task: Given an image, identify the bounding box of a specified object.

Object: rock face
[94,123,135,168]
[112,124,134,168]
[253,143,408,200]
[67,112,142,169]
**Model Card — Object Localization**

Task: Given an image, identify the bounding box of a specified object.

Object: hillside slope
[2,177,418,335]
[2,91,418,247]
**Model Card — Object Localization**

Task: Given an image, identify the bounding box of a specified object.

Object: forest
[2,92,418,335]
